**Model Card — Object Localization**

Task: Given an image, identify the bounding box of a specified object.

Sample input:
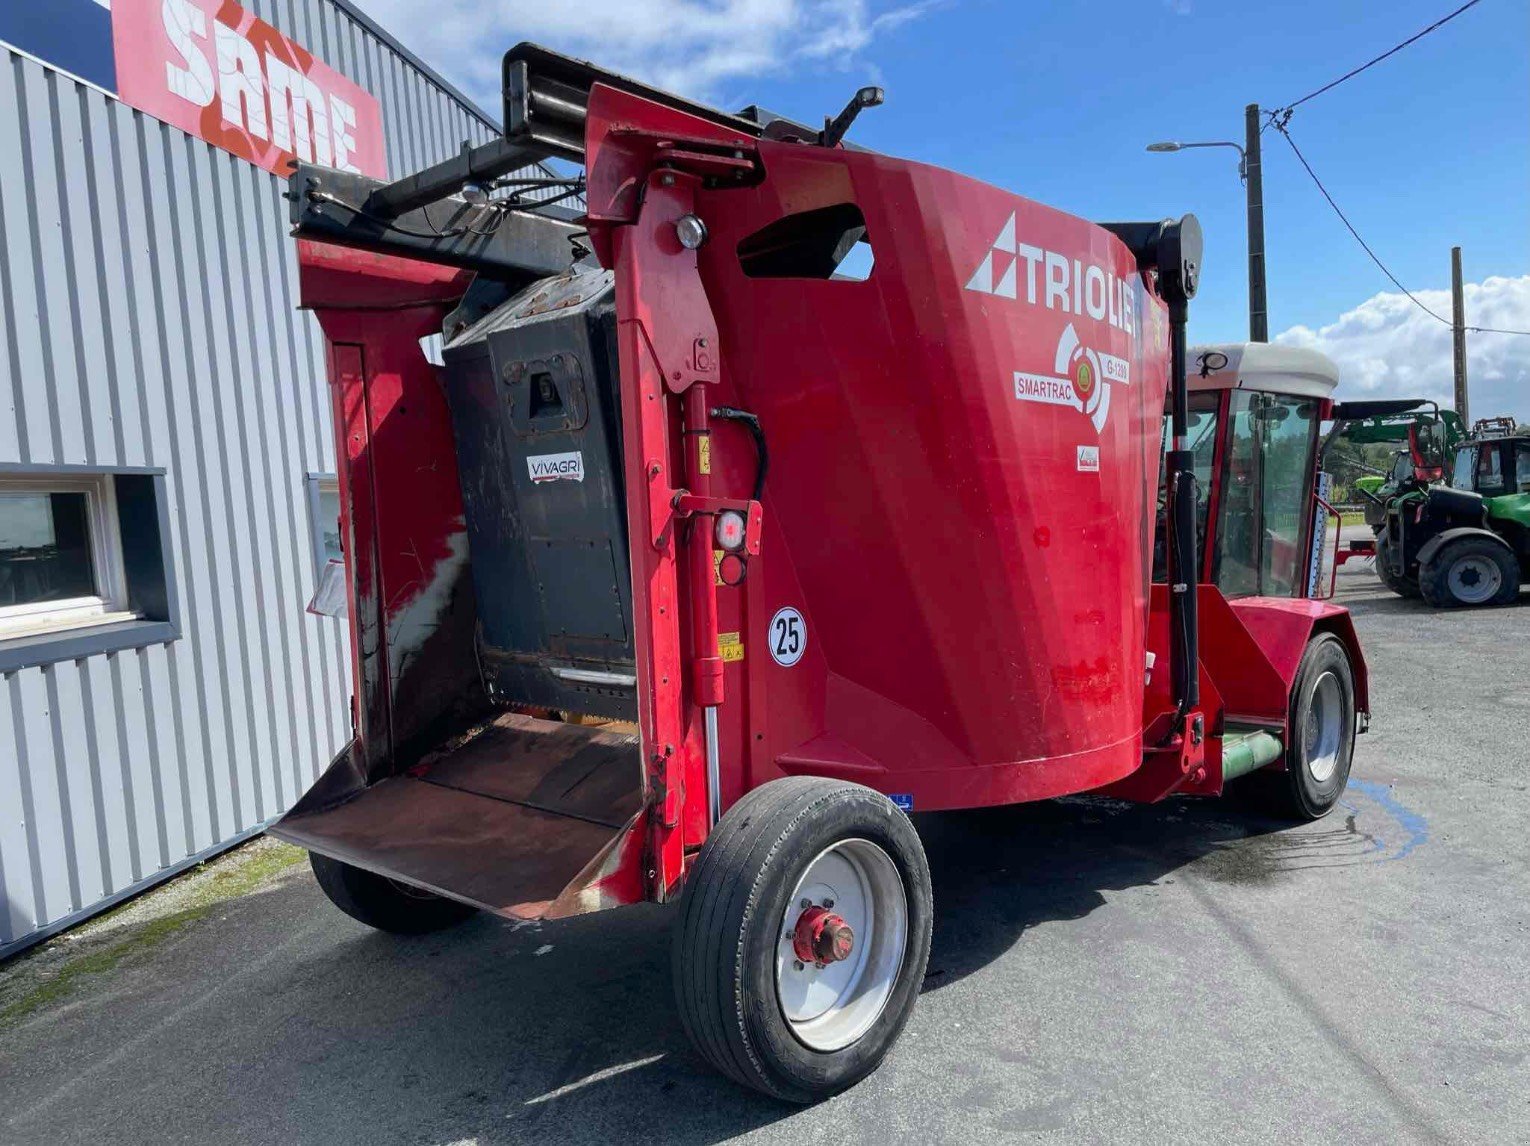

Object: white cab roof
[1187,342,1339,399]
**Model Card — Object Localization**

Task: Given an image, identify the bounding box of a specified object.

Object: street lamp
[1147,105,1267,342]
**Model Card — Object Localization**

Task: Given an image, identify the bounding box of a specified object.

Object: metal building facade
[0,0,502,956]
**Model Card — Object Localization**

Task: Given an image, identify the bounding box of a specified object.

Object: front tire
[1266,634,1357,821]
[672,777,933,1104]
[1418,537,1519,608]
[309,853,478,934]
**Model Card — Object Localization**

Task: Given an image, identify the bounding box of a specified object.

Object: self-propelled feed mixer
[273,45,1369,1102]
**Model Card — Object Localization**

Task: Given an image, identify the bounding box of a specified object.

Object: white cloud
[353,0,934,110]
[1275,276,1530,422]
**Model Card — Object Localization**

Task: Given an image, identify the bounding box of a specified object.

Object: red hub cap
[792,905,855,965]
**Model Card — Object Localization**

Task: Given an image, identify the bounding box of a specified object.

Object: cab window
[1213,392,1319,598]
[1450,446,1475,490]
[1476,445,1506,495]
[1517,442,1530,491]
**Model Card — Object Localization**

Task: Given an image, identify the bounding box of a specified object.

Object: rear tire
[309,853,478,934]
[1418,537,1519,608]
[1374,528,1418,597]
[672,777,933,1104]
[1261,633,1356,821]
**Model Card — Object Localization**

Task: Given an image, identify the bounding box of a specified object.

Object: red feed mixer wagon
[272,46,1369,1101]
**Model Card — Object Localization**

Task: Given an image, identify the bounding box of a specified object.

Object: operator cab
[1451,435,1530,498]
[1155,342,1337,598]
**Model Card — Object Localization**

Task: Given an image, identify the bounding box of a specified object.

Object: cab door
[1212,391,1321,598]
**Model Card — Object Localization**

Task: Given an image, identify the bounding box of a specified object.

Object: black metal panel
[441,268,635,719]
[1331,398,1429,420]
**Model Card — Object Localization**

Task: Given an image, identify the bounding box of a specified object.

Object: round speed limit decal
[768,607,806,667]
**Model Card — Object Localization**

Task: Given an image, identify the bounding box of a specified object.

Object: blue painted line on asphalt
[1349,778,1429,861]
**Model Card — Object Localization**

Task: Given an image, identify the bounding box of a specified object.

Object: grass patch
[0,839,306,1029]
[0,909,206,1026]
[1339,511,1366,527]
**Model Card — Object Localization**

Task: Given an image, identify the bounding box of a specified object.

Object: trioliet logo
[965,211,1139,336]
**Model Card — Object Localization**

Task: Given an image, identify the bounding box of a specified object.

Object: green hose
[1220,730,1284,782]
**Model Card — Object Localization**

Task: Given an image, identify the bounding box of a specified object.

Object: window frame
[0,464,180,672]
[1475,442,1508,495]
[0,472,134,639]
[1210,390,1321,599]
[1450,445,1476,490]
[304,472,342,581]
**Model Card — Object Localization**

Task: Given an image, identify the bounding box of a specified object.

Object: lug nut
[800,898,811,909]
[793,960,804,971]
[822,898,835,909]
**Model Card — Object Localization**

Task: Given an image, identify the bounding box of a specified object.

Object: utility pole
[1245,103,1267,342]
[1451,246,1469,424]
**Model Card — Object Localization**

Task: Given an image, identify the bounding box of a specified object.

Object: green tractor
[1322,399,1462,584]
[1374,417,1529,608]
[1324,398,1465,532]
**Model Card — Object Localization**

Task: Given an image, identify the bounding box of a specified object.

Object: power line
[1270,118,1530,337]
[1272,0,1484,115]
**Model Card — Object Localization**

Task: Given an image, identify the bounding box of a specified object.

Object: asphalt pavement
[1,560,1527,1145]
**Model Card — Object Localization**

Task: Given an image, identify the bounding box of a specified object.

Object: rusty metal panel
[271,713,643,918]
[0,0,542,956]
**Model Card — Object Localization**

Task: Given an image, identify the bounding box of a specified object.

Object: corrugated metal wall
[0,0,505,956]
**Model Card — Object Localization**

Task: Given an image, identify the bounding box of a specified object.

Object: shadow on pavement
[914,792,1351,992]
[3,791,1383,1146]
[1334,575,1528,618]
[260,796,1325,1143]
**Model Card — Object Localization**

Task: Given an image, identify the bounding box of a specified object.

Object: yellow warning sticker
[713,549,726,585]
[717,631,744,662]
[698,433,712,475]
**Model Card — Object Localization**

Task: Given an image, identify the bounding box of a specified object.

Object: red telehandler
[272,46,1369,1101]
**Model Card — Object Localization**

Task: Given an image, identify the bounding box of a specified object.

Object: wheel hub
[792,906,855,965]
[1448,556,1501,604]
[774,838,908,1051]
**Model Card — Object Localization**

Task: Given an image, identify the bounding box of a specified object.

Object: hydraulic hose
[709,406,768,501]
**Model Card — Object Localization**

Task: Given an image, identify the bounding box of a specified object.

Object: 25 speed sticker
[768,607,806,667]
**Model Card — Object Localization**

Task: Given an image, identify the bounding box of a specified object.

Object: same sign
[111,0,387,179]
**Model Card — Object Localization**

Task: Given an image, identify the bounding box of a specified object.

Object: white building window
[305,474,342,574]
[0,474,135,640]
[304,474,347,619]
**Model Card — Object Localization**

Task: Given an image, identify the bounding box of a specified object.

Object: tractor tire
[1373,528,1418,597]
[1261,634,1357,821]
[310,853,477,934]
[672,777,932,1104]
[1418,537,1520,608]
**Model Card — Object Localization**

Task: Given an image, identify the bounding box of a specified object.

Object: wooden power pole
[1451,246,1469,424]
[1245,104,1268,342]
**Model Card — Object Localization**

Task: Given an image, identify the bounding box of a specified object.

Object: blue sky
[358,0,1530,416]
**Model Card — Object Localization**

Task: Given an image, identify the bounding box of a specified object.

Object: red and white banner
[111,0,387,179]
